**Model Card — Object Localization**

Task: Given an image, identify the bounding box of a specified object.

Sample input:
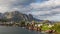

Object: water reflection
[0,26,48,34]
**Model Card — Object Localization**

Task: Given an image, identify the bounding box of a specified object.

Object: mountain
[33,18,43,22]
[0,11,44,22]
[1,11,41,22]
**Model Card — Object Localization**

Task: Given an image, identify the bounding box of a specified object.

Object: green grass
[41,24,50,31]
[51,23,60,33]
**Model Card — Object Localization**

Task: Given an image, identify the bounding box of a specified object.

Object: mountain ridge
[0,11,42,22]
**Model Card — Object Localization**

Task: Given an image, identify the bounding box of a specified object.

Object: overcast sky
[0,0,60,21]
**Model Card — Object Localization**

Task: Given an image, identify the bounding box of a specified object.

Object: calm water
[0,26,46,34]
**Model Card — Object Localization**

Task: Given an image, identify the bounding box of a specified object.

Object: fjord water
[0,26,46,34]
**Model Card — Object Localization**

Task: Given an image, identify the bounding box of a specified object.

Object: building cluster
[0,21,56,33]
[26,21,56,33]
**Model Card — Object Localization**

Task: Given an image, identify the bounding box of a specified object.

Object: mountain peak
[0,11,42,22]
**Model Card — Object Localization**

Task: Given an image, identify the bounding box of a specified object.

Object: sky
[0,0,60,21]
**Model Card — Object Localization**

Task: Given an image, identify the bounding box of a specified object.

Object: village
[25,21,56,33]
[0,20,57,34]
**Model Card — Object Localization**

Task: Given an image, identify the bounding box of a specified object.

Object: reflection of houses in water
[27,21,42,31]
[28,21,35,30]
[34,24,43,31]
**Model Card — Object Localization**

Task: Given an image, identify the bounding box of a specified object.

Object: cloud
[46,14,60,21]
[0,0,60,21]
[28,0,60,21]
[30,0,60,9]
[0,0,34,13]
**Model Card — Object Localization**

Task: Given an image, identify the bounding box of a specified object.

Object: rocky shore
[24,21,57,34]
[0,21,60,34]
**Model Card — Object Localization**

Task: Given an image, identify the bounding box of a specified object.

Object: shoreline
[0,23,59,34]
[0,25,58,34]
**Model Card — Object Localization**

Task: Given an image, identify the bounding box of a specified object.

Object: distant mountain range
[0,11,42,22]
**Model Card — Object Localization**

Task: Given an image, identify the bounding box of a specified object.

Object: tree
[20,21,25,27]
[0,19,8,22]
[51,23,60,33]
